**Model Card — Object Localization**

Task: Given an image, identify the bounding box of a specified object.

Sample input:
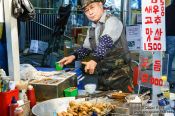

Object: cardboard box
[72,27,82,39]
[72,26,89,42]
[64,46,74,57]
[81,26,89,35]
[29,40,48,54]
[77,34,86,45]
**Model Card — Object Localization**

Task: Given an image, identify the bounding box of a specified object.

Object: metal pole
[3,0,20,81]
[121,0,129,26]
[120,0,131,62]
[152,52,162,106]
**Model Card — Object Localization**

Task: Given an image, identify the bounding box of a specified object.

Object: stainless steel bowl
[125,94,150,105]
[32,97,75,116]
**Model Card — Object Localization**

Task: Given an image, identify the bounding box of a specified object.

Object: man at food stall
[59,0,133,92]
[166,0,175,90]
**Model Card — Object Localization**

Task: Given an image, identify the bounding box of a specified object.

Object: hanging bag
[12,0,35,21]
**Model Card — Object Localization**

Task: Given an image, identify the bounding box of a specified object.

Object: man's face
[84,2,104,23]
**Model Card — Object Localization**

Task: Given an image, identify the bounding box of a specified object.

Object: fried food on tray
[57,100,116,116]
[110,91,130,99]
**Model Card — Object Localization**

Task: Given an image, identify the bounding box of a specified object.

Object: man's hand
[82,60,97,74]
[58,55,76,67]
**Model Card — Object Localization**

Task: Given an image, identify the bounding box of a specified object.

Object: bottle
[0,78,2,92]
[19,90,23,100]
[14,107,24,116]
[9,96,19,116]
[157,93,172,112]
[26,85,36,108]
[19,90,28,101]
[53,109,57,116]
[161,76,170,99]
[157,93,167,106]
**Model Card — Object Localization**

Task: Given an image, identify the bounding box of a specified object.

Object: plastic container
[84,84,96,94]
[55,62,63,71]
[157,93,173,112]
[161,76,170,99]
[157,93,167,106]
[9,96,19,116]
[19,90,28,101]
[0,89,19,116]
[64,87,78,97]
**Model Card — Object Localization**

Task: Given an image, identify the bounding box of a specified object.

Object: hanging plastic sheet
[131,0,141,9]
[104,0,121,17]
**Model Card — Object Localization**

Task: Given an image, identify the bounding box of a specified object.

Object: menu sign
[142,0,166,51]
[139,52,164,87]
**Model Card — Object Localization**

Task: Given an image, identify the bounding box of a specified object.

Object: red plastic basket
[0,89,19,116]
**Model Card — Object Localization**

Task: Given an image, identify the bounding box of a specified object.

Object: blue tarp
[0,41,8,73]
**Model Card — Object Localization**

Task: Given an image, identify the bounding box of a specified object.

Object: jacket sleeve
[73,34,113,61]
[101,16,123,43]
[73,46,91,60]
[91,34,113,62]
[90,17,123,62]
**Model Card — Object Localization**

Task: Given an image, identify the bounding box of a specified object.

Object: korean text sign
[138,52,165,87]
[142,0,166,51]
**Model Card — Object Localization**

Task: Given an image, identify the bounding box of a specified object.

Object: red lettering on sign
[150,77,163,86]
[153,5,159,14]
[161,6,165,16]
[160,0,164,5]
[145,6,152,13]
[145,17,153,24]
[154,60,161,72]
[142,0,165,51]
[146,28,153,35]
[141,58,149,69]
[154,28,163,40]
[147,35,152,42]
[141,73,149,83]
[154,15,161,25]
[144,43,147,50]
[145,43,162,51]
[151,0,158,3]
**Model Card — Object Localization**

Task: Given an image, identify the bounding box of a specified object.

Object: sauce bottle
[14,107,24,116]
[9,96,18,116]
[27,85,36,108]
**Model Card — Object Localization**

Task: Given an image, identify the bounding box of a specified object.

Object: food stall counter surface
[32,90,133,116]
[32,97,129,116]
